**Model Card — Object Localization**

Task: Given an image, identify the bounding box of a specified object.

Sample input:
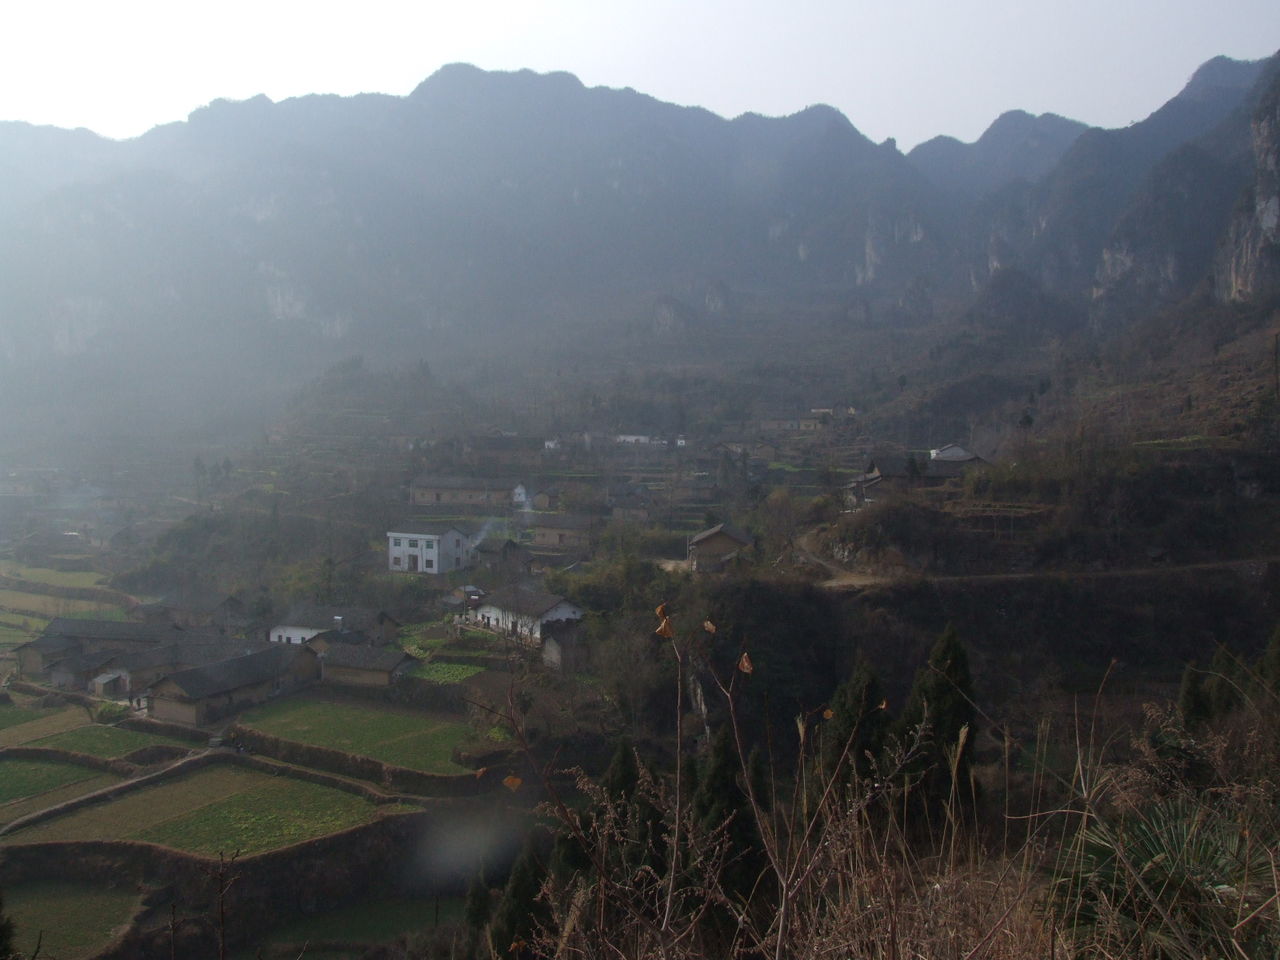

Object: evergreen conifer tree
[0,888,13,960]
[1205,646,1242,719]
[601,738,639,800]
[1257,624,1280,699]
[821,654,887,782]
[897,623,976,806]
[1178,661,1211,728]
[490,837,545,959]
[693,726,762,901]
[463,871,491,958]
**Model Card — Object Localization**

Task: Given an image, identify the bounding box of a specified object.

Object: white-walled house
[269,624,325,645]
[473,586,583,643]
[387,523,474,575]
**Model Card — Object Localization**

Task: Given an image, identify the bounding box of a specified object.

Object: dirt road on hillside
[796,528,1279,592]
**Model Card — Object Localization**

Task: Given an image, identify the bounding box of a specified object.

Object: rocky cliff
[1215,63,1280,304]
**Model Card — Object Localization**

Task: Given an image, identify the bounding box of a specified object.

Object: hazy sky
[2,0,1277,150]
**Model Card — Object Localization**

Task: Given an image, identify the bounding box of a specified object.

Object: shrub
[94,702,128,724]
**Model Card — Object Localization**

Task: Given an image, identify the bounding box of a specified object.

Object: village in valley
[4,406,973,725]
[2,37,1279,959]
[0,401,998,957]
[5,358,1278,960]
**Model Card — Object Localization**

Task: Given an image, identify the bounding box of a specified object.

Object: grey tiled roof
[157,646,308,701]
[321,645,412,672]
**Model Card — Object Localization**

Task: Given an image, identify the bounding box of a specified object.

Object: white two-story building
[386,523,474,575]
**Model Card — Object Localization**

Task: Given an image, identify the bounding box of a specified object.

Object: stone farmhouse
[688,522,754,572]
[149,645,319,726]
[15,618,234,684]
[530,514,597,552]
[312,641,413,687]
[410,474,516,508]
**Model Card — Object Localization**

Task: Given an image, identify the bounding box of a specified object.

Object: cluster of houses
[843,444,986,509]
[393,471,762,577]
[12,612,420,726]
[11,582,597,726]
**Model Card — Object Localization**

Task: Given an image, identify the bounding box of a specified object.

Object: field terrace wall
[119,716,215,744]
[226,724,512,797]
[0,744,141,779]
[0,803,523,960]
[6,679,101,709]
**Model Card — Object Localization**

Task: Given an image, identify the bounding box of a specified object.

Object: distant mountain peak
[907,109,1087,197]
[410,63,586,101]
[1178,54,1268,103]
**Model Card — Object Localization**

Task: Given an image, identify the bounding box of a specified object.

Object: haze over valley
[2,32,1280,960]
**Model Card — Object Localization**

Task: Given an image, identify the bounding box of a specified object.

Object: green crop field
[240,697,471,774]
[0,588,121,619]
[60,607,128,621]
[5,880,140,959]
[398,623,453,658]
[411,662,485,684]
[0,757,115,804]
[0,758,120,825]
[0,706,93,747]
[2,765,396,855]
[0,701,50,731]
[31,723,190,758]
[0,565,107,589]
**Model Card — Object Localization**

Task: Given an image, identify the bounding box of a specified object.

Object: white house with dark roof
[473,586,583,643]
[387,522,475,575]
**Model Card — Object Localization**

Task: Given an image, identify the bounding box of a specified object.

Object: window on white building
[393,538,401,546]
[408,539,418,547]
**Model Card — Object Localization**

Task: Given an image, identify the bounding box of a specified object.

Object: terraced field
[2,765,398,855]
[4,880,140,959]
[0,565,107,589]
[239,697,472,773]
[0,757,122,825]
[410,661,485,683]
[31,723,191,758]
[0,700,52,731]
[0,703,93,747]
[238,895,465,959]
[0,588,120,619]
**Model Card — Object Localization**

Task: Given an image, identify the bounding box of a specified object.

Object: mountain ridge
[0,53,1277,443]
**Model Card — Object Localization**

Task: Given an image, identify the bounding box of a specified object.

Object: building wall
[152,696,201,726]
[691,532,749,571]
[387,530,473,575]
[324,665,393,687]
[270,625,324,645]
[475,604,537,639]
[411,485,508,506]
[532,527,590,550]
